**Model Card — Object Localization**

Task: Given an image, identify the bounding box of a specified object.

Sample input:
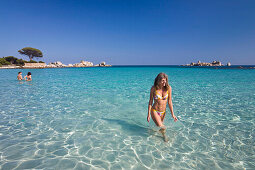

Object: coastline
[0,61,112,69]
[0,65,112,69]
[1,65,255,69]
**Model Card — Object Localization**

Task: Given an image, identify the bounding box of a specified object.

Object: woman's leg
[161,112,166,122]
[151,110,168,142]
[151,110,165,129]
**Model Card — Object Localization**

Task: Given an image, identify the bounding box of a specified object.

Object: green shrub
[0,58,11,65]
[39,61,45,63]
[4,56,17,64]
[15,59,25,66]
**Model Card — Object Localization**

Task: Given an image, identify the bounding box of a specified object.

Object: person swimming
[147,73,178,141]
[24,72,32,81]
[17,72,23,80]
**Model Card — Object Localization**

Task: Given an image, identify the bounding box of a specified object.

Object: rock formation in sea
[184,60,230,66]
[73,60,94,67]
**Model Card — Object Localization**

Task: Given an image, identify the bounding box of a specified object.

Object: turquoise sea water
[0,66,254,169]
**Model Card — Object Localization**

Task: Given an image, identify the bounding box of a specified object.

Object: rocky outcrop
[47,61,66,67]
[184,61,226,66]
[81,60,93,66]
[95,61,111,67]
[73,60,93,67]
[211,61,223,66]
[99,62,106,66]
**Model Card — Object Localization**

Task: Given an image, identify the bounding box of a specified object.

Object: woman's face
[160,78,167,87]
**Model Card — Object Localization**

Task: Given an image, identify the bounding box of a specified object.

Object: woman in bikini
[147,73,177,140]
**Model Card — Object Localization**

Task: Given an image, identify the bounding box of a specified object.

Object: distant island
[183,60,231,66]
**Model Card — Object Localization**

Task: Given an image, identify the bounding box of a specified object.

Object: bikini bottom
[151,108,165,117]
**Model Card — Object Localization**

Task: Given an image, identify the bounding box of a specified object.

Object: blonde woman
[147,73,177,141]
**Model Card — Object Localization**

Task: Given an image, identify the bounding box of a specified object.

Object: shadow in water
[101,118,177,142]
[101,118,151,137]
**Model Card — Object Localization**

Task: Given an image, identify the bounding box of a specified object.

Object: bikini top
[154,90,168,100]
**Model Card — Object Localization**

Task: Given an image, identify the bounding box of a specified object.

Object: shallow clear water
[0,66,254,169]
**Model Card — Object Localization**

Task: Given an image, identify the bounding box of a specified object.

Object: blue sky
[0,0,254,65]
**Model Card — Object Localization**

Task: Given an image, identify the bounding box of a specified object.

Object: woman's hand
[172,115,178,122]
[147,115,150,122]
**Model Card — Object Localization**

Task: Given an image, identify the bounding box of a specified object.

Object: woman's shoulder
[167,85,172,92]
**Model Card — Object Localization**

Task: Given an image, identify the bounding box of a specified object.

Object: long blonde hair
[154,72,170,91]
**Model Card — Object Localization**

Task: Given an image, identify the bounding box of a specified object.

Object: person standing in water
[24,72,32,81]
[17,72,23,80]
[147,73,178,141]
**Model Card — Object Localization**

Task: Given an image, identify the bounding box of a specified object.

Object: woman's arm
[147,86,154,122]
[168,86,178,122]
